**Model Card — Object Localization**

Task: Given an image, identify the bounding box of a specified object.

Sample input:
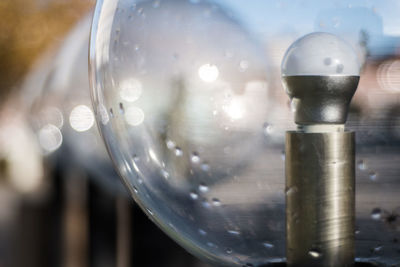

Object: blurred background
[0,1,209,266]
[1,0,400,266]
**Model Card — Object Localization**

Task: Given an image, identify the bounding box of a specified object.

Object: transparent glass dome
[21,15,123,194]
[90,0,400,266]
[281,32,360,76]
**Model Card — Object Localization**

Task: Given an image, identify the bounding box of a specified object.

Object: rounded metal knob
[281,32,360,125]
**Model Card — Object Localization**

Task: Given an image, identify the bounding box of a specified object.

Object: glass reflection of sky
[216,0,400,58]
[217,0,400,36]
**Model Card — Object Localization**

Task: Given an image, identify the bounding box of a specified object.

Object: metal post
[282,74,359,267]
[285,131,355,267]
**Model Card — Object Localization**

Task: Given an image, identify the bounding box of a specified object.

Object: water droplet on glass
[152,0,160,8]
[190,192,198,200]
[134,44,140,51]
[160,169,170,179]
[369,171,378,181]
[228,230,241,236]
[198,229,207,236]
[133,154,140,162]
[138,178,143,184]
[198,63,219,82]
[146,209,154,216]
[308,249,322,258]
[263,242,275,249]
[333,17,341,28]
[174,147,183,156]
[371,208,382,220]
[226,248,233,254]
[109,108,114,118]
[119,103,125,114]
[212,198,221,206]
[336,64,344,73]
[166,140,175,149]
[372,245,383,253]
[201,163,210,172]
[207,242,216,248]
[191,152,200,163]
[201,200,211,208]
[324,57,332,65]
[263,123,274,136]
[357,160,367,170]
[285,186,298,196]
[199,183,209,193]
[281,150,286,161]
[290,98,299,112]
[133,186,138,193]
[239,60,249,71]
[168,222,176,230]
[98,104,109,125]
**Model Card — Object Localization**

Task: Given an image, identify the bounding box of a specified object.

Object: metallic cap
[282,75,359,125]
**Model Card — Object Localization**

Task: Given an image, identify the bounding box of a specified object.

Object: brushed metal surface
[282,76,359,125]
[286,131,355,267]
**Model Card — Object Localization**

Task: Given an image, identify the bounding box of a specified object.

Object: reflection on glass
[198,64,219,83]
[119,78,143,102]
[125,106,145,126]
[223,97,245,120]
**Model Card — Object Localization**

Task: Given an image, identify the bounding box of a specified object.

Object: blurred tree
[0,0,94,104]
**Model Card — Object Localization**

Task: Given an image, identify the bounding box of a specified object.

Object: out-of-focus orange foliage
[0,0,95,102]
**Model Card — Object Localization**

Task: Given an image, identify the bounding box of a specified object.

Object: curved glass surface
[90,0,400,265]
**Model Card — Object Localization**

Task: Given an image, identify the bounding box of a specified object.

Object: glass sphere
[90,0,400,266]
[91,0,276,266]
[281,32,360,76]
[21,15,123,194]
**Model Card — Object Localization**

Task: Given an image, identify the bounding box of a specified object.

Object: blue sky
[215,0,400,37]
